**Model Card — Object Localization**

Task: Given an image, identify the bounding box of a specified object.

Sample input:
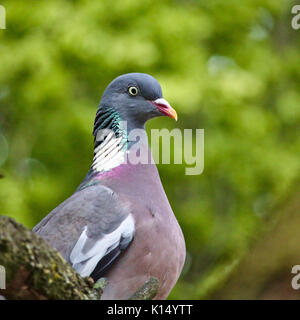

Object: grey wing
[33,185,135,281]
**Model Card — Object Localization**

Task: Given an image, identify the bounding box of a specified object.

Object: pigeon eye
[128,86,138,96]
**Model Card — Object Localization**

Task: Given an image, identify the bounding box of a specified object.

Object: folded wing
[33,184,135,281]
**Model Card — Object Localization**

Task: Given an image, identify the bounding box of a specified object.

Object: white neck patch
[92,130,127,172]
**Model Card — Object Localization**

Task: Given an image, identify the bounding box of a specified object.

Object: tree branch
[0,216,158,300]
[128,277,159,300]
[0,216,101,299]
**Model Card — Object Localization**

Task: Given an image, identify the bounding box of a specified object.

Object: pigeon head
[95,73,177,134]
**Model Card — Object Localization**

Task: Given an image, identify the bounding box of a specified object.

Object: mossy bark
[128,277,159,300]
[0,216,101,300]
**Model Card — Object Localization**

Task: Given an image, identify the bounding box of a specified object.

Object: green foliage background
[0,0,299,299]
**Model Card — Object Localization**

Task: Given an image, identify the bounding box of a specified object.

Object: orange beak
[151,98,178,121]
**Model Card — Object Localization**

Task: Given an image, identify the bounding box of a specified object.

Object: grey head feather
[94,73,164,135]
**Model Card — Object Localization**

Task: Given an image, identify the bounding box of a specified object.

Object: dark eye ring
[128,86,138,96]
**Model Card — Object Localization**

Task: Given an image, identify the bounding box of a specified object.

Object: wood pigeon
[33,73,186,300]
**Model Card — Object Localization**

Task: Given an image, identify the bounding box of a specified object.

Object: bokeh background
[1,0,300,299]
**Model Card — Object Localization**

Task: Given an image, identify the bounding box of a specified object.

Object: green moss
[0,216,101,300]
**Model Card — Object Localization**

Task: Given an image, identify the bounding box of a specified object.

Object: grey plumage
[34,184,134,278]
